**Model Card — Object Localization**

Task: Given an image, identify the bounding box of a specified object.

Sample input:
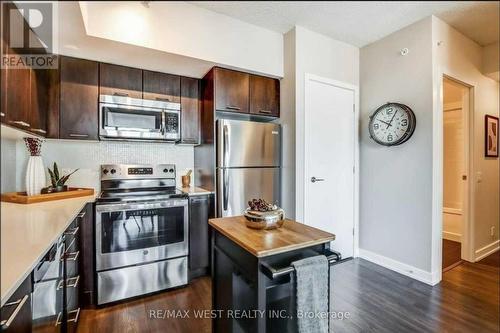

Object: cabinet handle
[259,110,272,114]
[56,308,81,325]
[10,120,30,127]
[77,211,86,219]
[64,237,76,254]
[113,92,129,97]
[0,294,29,329]
[65,226,79,236]
[0,112,5,117]
[31,128,47,134]
[69,134,89,138]
[65,251,80,262]
[155,97,171,102]
[225,105,241,111]
[57,276,80,290]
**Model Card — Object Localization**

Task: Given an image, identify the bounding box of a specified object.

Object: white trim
[443,231,462,242]
[303,73,360,258]
[443,207,462,215]
[432,69,476,285]
[474,240,500,262]
[359,249,437,285]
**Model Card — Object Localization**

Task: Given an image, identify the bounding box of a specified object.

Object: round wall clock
[368,102,416,146]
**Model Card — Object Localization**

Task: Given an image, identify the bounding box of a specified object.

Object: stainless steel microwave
[99,94,180,141]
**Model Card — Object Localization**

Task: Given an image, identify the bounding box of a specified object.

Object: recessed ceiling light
[141,1,150,8]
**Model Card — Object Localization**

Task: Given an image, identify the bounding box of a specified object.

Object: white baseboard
[443,231,462,242]
[475,240,500,262]
[358,249,437,286]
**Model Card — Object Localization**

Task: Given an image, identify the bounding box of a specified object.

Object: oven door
[99,103,165,140]
[95,199,188,271]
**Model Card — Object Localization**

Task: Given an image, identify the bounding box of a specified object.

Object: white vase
[26,156,46,196]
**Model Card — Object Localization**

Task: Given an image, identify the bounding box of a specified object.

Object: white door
[304,75,356,258]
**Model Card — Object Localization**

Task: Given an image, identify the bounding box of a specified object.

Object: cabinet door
[79,203,95,307]
[143,70,180,103]
[214,68,249,113]
[1,66,31,130]
[60,56,99,140]
[29,68,58,136]
[180,77,200,144]
[249,75,280,117]
[0,275,32,333]
[99,63,142,99]
[64,218,81,333]
[189,194,214,275]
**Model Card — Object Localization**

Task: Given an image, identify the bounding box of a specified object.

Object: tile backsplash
[13,140,194,192]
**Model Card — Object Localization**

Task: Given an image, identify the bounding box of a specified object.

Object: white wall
[280,28,297,218]
[482,42,499,81]
[360,18,434,275]
[293,26,359,221]
[1,138,17,193]
[76,1,283,78]
[13,140,194,192]
[432,17,499,261]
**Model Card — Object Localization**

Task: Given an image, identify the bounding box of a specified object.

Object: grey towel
[291,255,329,333]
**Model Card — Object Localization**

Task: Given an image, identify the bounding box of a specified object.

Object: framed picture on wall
[485,115,499,157]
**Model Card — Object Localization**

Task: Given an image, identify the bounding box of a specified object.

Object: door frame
[432,71,475,283]
[302,73,360,257]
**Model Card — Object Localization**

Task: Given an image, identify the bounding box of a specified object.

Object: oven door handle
[95,200,188,212]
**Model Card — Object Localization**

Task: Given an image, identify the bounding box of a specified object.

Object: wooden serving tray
[1,187,94,204]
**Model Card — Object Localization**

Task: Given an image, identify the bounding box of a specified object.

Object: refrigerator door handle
[223,168,229,211]
[223,124,229,167]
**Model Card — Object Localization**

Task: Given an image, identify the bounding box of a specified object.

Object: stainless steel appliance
[99,95,180,141]
[95,164,188,305]
[216,119,281,217]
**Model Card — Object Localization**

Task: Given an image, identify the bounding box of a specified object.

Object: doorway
[442,77,471,272]
[303,74,358,258]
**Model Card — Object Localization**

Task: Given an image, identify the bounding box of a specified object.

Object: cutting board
[1,188,94,204]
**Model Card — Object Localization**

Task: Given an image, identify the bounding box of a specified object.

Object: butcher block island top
[209,216,335,257]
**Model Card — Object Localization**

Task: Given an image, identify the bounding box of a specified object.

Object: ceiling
[190,1,499,47]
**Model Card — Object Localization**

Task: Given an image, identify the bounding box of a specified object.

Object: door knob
[311,177,325,183]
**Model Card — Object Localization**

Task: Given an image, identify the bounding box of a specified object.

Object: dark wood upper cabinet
[59,56,99,140]
[214,68,249,113]
[99,63,142,99]
[249,75,279,117]
[143,70,180,103]
[180,77,200,144]
[1,67,31,130]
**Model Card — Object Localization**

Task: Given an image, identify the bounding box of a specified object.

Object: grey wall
[360,18,434,272]
[1,138,17,193]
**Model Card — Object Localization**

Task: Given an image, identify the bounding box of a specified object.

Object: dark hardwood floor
[78,251,499,333]
[442,239,462,272]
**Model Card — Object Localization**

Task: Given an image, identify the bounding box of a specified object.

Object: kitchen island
[209,216,337,333]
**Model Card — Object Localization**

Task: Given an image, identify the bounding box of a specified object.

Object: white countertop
[1,196,95,306]
[178,186,214,196]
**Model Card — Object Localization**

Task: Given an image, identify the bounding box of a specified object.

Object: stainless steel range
[95,164,188,305]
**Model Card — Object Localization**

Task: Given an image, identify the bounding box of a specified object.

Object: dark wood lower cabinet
[0,276,32,333]
[79,203,95,308]
[189,194,214,279]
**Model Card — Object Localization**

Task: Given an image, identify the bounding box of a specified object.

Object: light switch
[476,172,482,183]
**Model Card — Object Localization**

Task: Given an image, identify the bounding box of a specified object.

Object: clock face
[369,103,416,146]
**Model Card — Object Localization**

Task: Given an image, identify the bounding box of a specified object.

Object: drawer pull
[57,276,80,290]
[65,251,80,262]
[31,128,47,134]
[10,120,30,127]
[259,109,272,114]
[77,211,86,219]
[225,105,241,111]
[0,295,29,329]
[65,226,79,236]
[113,92,129,97]
[69,134,89,138]
[155,97,171,102]
[56,308,80,325]
[0,112,5,117]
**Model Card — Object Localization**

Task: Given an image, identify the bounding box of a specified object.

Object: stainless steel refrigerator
[216,119,281,217]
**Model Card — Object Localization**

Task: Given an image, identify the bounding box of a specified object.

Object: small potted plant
[43,163,79,193]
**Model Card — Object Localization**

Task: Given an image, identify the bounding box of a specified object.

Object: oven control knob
[110,169,116,174]
[163,168,168,173]
[169,168,174,173]
[103,169,109,174]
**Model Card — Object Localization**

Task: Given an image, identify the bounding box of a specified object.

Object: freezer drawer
[217,119,281,168]
[97,257,187,305]
[217,167,280,217]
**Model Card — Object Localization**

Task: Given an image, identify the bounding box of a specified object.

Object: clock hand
[386,110,397,129]
[378,119,392,127]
